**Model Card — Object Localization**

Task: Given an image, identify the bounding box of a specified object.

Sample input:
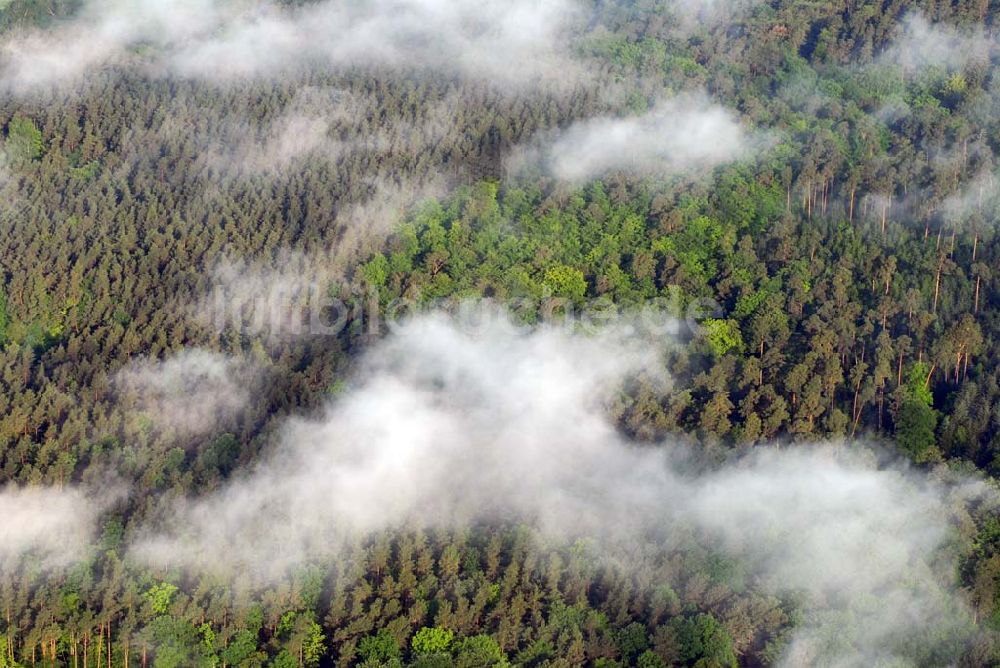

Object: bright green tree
[6,115,43,162]
[412,627,454,655]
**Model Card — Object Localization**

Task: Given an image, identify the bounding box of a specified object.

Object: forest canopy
[1,0,1000,666]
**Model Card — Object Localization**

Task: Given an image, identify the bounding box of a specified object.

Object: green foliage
[221,630,263,666]
[733,287,769,319]
[0,288,9,346]
[195,433,241,480]
[904,362,934,406]
[144,582,179,616]
[303,622,325,668]
[542,264,587,301]
[653,215,724,288]
[362,253,391,288]
[453,635,507,668]
[359,629,402,664]
[410,654,453,668]
[100,517,124,552]
[0,638,13,668]
[637,650,668,668]
[269,649,297,668]
[412,627,454,655]
[896,398,940,462]
[669,614,738,668]
[615,622,649,661]
[896,363,940,461]
[702,319,745,357]
[69,159,100,180]
[149,616,215,668]
[5,115,43,162]
[586,36,667,71]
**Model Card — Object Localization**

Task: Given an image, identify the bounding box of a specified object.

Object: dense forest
[3,0,1000,666]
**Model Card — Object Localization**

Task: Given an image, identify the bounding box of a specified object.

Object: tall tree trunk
[933,259,943,312]
[851,381,863,437]
[878,384,884,430]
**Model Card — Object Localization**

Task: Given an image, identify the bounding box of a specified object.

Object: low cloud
[0,0,587,93]
[197,178,446,340]
[941,171,999,221]
[132,308,978,665]
[0,486,112,571]
[115,349,257,438]
[511,95,762,182]
[880,14,994,72]
[198,87,354,177]
[195,87,458,179]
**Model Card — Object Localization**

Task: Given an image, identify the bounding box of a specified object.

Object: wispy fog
[129,309,979,665]
[510,96,763,182]
[0,0,588,92]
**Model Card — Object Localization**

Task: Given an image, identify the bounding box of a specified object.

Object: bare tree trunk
[851,380,863,437]
[975,274,981,313]
[933,259,943,312]
[878,384,884,430]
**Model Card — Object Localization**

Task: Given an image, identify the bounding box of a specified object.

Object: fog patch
[0,0,589,93]
[880,14,994,73]
[0,486,116,572]
[131,308,977,665]
[510,95,763,182]
[115,349,257,438]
